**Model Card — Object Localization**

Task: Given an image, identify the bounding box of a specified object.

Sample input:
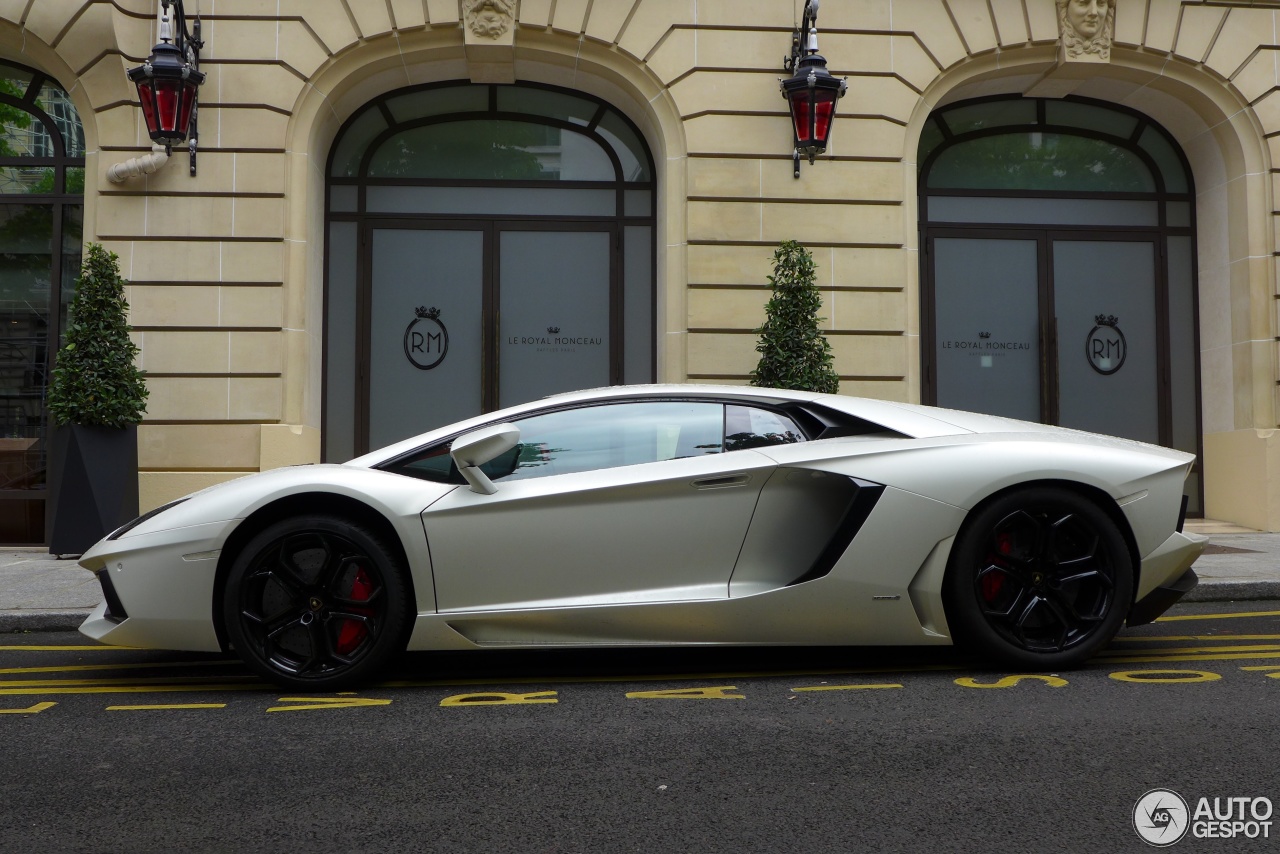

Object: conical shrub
[47,243,148,428]
[750,239,840,393]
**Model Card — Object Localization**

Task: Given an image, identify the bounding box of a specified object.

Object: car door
[421,400,779,612]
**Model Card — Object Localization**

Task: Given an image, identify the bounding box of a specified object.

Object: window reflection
[0,61,84,544]
[390,401,813,485]
[724,405,803,451]
[928,132,1156,192]
[369,121,615,181]
[503,402,724,480]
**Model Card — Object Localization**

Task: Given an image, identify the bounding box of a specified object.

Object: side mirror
[450,423,520,494]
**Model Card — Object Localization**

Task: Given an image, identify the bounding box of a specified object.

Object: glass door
[1052,239,1161,444]
[497,227,614,408]
[929,233,1167,446]
[359,224,618,448]
[931,236,1042,422]
[365,226,485,450]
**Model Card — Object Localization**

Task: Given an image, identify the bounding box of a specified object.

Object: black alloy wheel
[944,487,1134,668]
[223,515,412,690]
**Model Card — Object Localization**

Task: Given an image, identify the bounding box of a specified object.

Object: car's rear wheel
[223,515,412,690]
[944,487,1134,668]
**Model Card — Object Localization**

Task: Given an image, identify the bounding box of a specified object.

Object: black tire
[223,515,412,690]
[944,487,1134,668]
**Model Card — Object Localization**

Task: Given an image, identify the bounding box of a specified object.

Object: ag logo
[404,306,448,370]
[1086,313,1126,375]
[1133,789,1190,847]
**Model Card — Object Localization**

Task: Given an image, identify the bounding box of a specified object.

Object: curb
[0,610,94,633]
[1183,580,1280,604]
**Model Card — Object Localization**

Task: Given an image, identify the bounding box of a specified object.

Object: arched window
[919,96,1201,510]
[0,61,85,544]
[324,82,655,459]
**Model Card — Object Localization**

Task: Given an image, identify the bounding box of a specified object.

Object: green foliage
[47,244,148,427]
[928,132,1153,192]
[29,167,83,194]
[750,240,840,394]
[0,77,32,159]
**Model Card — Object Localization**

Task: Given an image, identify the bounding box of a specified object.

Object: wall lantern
[781,0,847,178]
[126,0,205,176]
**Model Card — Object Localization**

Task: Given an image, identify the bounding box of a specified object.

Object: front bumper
[1127,529,1206,626]
[77,518,235,652]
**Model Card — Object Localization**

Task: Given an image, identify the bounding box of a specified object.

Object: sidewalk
[1,520,1278,633]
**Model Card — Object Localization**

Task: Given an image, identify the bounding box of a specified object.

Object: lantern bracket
[783,0,821,75]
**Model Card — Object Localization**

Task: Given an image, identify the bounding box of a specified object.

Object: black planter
[47,423,139,555]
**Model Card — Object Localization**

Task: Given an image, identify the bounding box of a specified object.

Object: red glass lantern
[127,0,205,165]
[781,53,846,171]
[128,40,203,145]
[780,1,847,178]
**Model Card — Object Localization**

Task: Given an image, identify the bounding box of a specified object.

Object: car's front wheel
[944,487,1134,668]
[223,515,412,690]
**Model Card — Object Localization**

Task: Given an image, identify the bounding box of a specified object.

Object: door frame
[355,217,619,454]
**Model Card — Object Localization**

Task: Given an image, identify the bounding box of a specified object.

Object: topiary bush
[750,239,840,394]
[47,243,148,428]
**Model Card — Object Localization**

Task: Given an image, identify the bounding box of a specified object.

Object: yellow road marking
[1100,644,1280,657]
[0,684,260,696]
[6,631,1280,698]
[790,683,902,692]
[0,660,239,676]
[440,691,558,706]
[1110,670,1221,683]
[0,645,133,651]
[106,704,226,711]
[0,702,56,714]
[0,675,256,688]
[267,696,391,712]
[1156,610,1280,622]
[627,686,745,700]
[1112,635,1280,642]
[377,663,963,690]
[1099,650,1280,664]
[955,675,1068,689]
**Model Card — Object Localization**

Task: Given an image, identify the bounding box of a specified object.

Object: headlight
[107,497,190,540]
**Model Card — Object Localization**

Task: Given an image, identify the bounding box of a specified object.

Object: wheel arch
[211,492,416,652]
[951,478,1142,606]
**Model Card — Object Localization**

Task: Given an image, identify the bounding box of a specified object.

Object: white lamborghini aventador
[77,385,1204,689]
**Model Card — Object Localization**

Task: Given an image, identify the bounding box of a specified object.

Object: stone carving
[1058,0,1114,62]
[464,0,517,40]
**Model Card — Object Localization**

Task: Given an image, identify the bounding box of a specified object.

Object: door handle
[692,474,751,489]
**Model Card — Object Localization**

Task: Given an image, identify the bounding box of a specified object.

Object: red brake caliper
[982,533,1014,602]
[335,567,374,655]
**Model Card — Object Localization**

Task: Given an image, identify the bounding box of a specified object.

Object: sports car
[77,384,1204,689]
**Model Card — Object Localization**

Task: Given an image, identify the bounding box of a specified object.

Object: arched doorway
[0,61,85,544]
[322,81,656,460]
[918,95,1202,510]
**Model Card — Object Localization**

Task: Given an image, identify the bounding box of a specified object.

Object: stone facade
[5,0,1280,527]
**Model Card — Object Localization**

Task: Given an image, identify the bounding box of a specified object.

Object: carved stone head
[464,0,517,40]
[1057,0,1114,61]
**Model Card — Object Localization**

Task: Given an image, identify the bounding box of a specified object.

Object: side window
[724,405,804,452]
[396,444,458,483]
[503,401,724,481]
[384,400,726,483]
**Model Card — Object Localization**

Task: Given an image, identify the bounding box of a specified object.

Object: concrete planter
[47,424,139,556]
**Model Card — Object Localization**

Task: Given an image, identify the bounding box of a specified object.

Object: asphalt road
[2,603,1279,853]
